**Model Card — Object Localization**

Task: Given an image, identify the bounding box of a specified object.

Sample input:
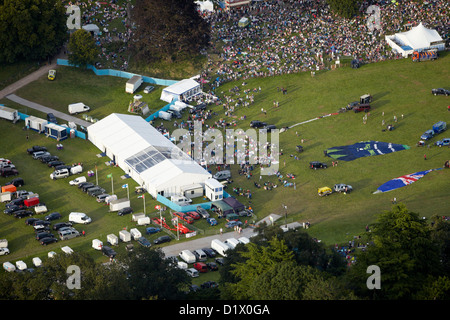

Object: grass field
[0,52,449,271]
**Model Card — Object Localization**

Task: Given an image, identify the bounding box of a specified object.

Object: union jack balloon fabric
[373,168,442,194]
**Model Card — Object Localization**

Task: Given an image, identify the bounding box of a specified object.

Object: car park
[137,236,151,247]
[45,212,62,221]
[333,184,353,193]
[431,88,450,96]
[153,235,171,245]
[40,237,58,245]
[310,161,328,169]
[118,207,133,216]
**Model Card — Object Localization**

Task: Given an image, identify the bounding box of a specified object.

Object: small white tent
[82,24,100,35]
[195,1,214,12]
[385,22,444,57]
[160,79,202,103]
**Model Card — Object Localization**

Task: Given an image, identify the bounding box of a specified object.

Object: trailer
[119,230,131,242]
[15,260,27,270]
[1,184,16,193]
[0,105,19,123]
[132,212,146,222]
[130,228,142,240]
[137,216,150,226]
[0,239,8,248]
[107,234,119,246]
[412,49,438,62]
[126,75,143,94]
[32,257,42,267]
[25,116,47,133]
[109,198,130,212]
[0,192,12,202]
[24,197,40,207]
[45,123,68,141]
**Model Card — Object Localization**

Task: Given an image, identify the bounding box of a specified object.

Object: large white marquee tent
[160,79,202,103]
[87,113,211,198]
[385,22,445,57]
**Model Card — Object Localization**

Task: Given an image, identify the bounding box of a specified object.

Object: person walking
[424,154,427,160]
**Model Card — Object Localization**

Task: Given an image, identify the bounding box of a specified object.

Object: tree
[131,0,210,63]
[68,29,99,68]
[347,203,442,299]
[326,0,361,19]
[0,0,67,63]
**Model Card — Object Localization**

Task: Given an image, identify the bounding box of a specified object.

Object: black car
[201,247,216,258]
[80,183,95,192]
[54,165,72,171]
[40,237,58,245]
[40,155,59,163]
[14,210,34,219]
[27,146,47,154]
[32,220,51,228]
[36,231,54,241]
[53,222,73,230]
[309,161,328,170]
[189,103,206,114]
[215,257,225,266]
[432,88,450,96]
[47,113,57,124]
[4,205,24,215]
[201,281,219,289]
[102,245,117,258]
[6,197,26,208]
[250,120,267,128]
[206,262,218,271]
[262,124,277,132]
[1,168,19,177]
[118,207,133,216]
[45,212,62,221]
[47,160,65,168]
[153,235,171,245]
[5,177,24,187]
[25,218,40,226]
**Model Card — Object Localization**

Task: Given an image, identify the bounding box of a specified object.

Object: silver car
[333,184,352,193]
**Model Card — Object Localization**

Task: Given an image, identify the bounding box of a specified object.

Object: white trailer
[211,239,229,257]
[68,102,90,114]
[92,239,103,250]
[15,260,27,270]
[107,234,119,246]
[132,212,146,222]
[105,194,118,205]
[130,228,142,240]
[32,257,42,267]
[137,217,150,226]
[109,198,130,212]
[119,230,131,242]
[61,246,74,254]
[0,239,8,248]
[25,116,47,133]
[126,75,143,94]
[0,192,12,202]
[0,105,19,123]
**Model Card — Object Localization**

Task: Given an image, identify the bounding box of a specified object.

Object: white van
[238,236,250,245]
[69,176,86,186]
[224,238,240,249]
[170,195,192,206]
[211,239,229,257]
[69,212,92,224]
[68,102,90,114]
[179,250,196,264]
[193,249,207,261]
[50,168,70,180]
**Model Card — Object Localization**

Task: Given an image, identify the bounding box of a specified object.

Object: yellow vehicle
[48,69,56,81]
[318,187,332,197]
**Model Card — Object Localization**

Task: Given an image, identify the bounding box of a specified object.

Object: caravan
[68,103,90,114]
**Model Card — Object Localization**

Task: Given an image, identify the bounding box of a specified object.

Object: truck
[0,105,20,123]
[412,49,438,62]
[211,239,229,257]
[119,230,131,242]
[126,75,143,94]
[109,198,130,212]
[68,103,90,114]
[24,197,40,207]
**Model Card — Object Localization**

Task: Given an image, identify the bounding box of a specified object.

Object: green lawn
[0,53,449,270]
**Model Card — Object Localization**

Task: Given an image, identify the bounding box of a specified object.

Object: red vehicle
[173,212,194,224]
[24,197,40,207]
[186,211,201,220]
[193,262,208,273]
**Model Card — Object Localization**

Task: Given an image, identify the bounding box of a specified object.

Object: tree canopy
[0,0,67,63]
[68,29,100,68]
[131,0,210,63]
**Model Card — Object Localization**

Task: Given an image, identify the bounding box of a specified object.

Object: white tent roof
[395,23,443,50]
[195,0,214,12]
[82,24,100,33]
[162,79,200,96]
[87,113,211,195]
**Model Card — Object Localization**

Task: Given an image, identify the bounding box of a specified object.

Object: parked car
[0,248,10,256]
[118,207,133,216]
[201,281,219,289]
[5,177,24,187]
[53,222,73,231]
[40,237,58,245]
[262,124,277,132]
[173,211,194,224]
[1,168,19,177]
[14,210,34,219]
[317,187,333,197]
[96,193,110,203]
[435,138,450,147]
[310,161,328,169]
[45,212,62,221]
[101,246,117,258]
[333,184,353,193]
[432,88,450,96]
[196,206,210,218]
[215,257,225,265]
[225,220,242,229]
[47,113,57,124]
[206,218,218,226]
[32,220,51,228]
[193,262,208,273]
[186,211,201,220]
[137,236,151,248]
[47,160,65,168]
[40,155,59,163]
[145,227,161,235]
[202,247,216,258]
[250,120,267,128]
[27,146,47,154]
[143,86,154,94]
[206,262,218,271]
[36,231,55,241]
[32,151,50,160]
[4,205,24,215]
[353,104,371,113]
[153,235,171,245]
[186,268,199,277]
[25,218,39,226]
[421,129,435,141]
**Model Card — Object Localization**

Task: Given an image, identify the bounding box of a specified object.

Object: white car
[69,176,87,186]
[0,248,10,256]
[144,86,154,94]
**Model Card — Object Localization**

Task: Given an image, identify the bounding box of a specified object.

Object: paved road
[6,94,92,128]
[161,214,303,257]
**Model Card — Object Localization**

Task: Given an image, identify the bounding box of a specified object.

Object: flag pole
[143,194,146,215]
[111,175,114,195]
[127,185,129,200]
[95,165,98,185]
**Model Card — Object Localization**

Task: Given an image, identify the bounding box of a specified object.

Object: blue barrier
[145,100,177,122]
[156,191,230,213]
[57,59,179,86]
[18,112,29,120]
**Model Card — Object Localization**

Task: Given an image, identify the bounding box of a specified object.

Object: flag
[122,184,128,188]
[373,168,442,194]
[138,195,144,199]
[155,205,161,210]
[106,173,112,178]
